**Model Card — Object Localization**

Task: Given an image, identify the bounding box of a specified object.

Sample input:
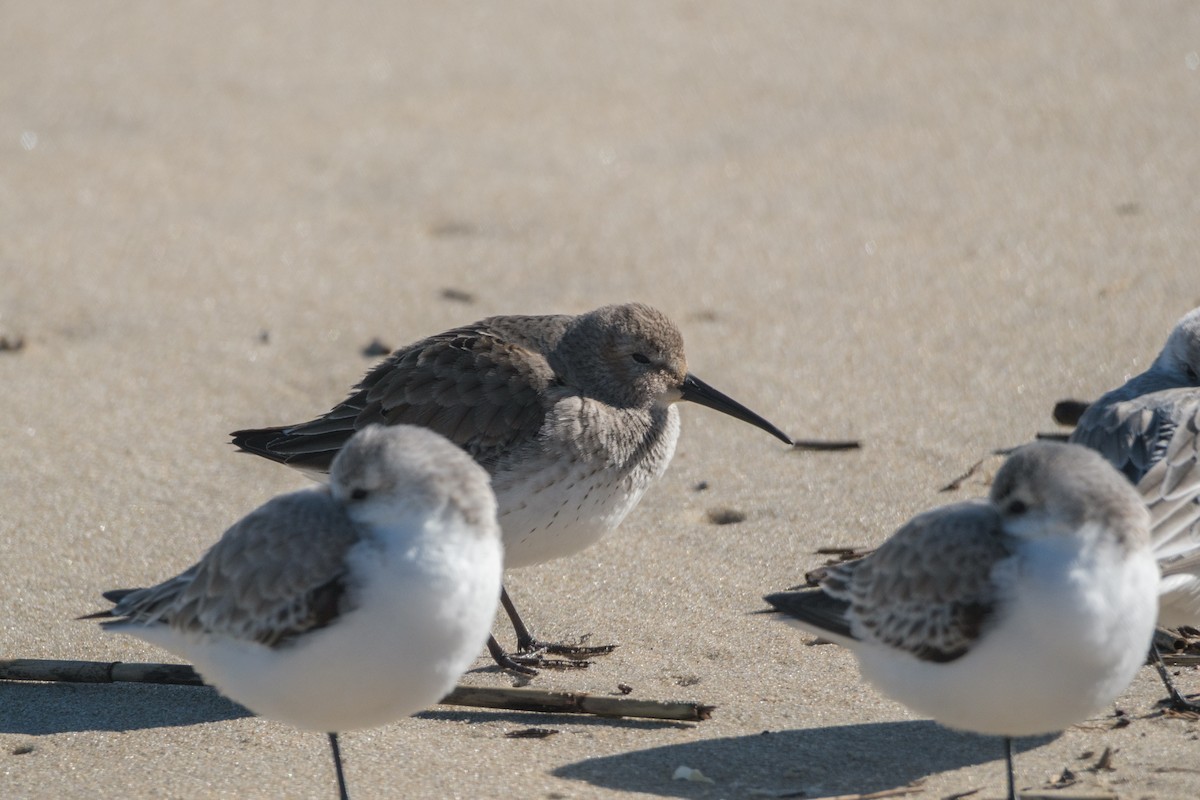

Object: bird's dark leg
[1004,736,1016,800]
[485,634,539,676]
[328,732,349,800]
[501,585,618,659]
[1150,643,1200,712]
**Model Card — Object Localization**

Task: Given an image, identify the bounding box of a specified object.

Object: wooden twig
[0,658,713,722]
[0,658,204,686]
[791,439,862,452]
[443,685,713,721]
[1160,654,1200,667]
[940,456,988,492]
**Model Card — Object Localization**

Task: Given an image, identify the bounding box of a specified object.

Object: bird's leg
[1004,736,1016,800]
[501,586,618,659]
[485,634,539,676]
[1150,643,1200,712]
[328,732,349,800]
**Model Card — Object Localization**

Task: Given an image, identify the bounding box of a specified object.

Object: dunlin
[1069,306,1200,708]
[232,302,792,673]
[86,425,504,800]
[764,442,1160,800]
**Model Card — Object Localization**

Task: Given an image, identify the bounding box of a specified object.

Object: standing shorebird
[85,425,504,799]
[764,442,1161,800]
[232,302,792,673]
[1068,306,1200,709]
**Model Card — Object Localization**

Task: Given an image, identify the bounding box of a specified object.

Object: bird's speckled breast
[491,401,680,569]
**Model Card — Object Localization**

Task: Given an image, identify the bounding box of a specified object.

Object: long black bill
[679,373,793,445]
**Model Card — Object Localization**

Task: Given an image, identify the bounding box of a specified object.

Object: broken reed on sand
[0,658,714,722]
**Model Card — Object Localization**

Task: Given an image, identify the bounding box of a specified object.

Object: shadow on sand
[0,681,251,735]
[553,719,1055,798]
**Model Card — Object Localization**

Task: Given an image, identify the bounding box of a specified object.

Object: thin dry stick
[1160,654,1200,667]
[443,685,713,721]
[791,439,862,451]
[940,456,988,492]
[0,658,714,722]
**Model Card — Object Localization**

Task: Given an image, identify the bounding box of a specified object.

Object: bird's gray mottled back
[1083,307,1200,408]
[1151,307,1200,386]
[1069,307,1200,484]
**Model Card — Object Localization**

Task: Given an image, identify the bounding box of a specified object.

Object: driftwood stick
[1160,654,1200,667]
[442,685,713,721]
[0,658,713,722]
[0,658,205,686]
[791,439,861,452]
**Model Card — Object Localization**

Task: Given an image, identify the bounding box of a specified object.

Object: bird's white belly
[858,544,1159,737]
[144,532,502,733]
[493,411,679,569]
[494,458,656,568]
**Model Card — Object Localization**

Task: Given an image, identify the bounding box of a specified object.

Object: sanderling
[1070,307,1200,481]
[232,302,792,673]
[1069,306,1200,708]
[764,442,1160,800]
[85,425,504,799]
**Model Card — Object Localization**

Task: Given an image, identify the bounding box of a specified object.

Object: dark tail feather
[763,589,856,642]
[231,426,340,473]
[77,608,117,620]
[76,588,140,621]
[230,426,294,464]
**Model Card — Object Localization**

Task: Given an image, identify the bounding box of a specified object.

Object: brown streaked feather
[97,490,361,648]
[821,501,1013,663]
[232,320,564,474]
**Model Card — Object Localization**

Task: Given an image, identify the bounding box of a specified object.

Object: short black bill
[679,373,793,445]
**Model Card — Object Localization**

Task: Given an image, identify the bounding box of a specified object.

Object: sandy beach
[3,2,1199,798]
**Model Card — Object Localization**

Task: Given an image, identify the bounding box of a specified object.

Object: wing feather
[825,501,1012,663]
[232,321,559,473]
[97,490,361,648]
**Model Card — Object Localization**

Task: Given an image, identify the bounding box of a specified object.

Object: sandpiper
[232,302,792,673]
[764,442,1160,800]
[1069,306,1200,709]
[86,425,504,800]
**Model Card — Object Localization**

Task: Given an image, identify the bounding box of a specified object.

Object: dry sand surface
[3,2,1200,798]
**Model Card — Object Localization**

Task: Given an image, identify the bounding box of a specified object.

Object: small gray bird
[765,442,1160,800]
[233,302,792,673]
[1069,307,1200,709]
[87,425,504,800]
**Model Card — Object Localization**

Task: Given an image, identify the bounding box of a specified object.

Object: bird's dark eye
[1008,499,1028,515]
[631,353,651,365]
[350,488,369,501]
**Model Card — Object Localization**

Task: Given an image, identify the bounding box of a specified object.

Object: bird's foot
[517,633,618,660]
[507,651,595,671]
[486,635,598,675]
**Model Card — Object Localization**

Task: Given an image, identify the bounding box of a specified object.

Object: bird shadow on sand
[0,681,251,735]
[553,719,1055,798]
